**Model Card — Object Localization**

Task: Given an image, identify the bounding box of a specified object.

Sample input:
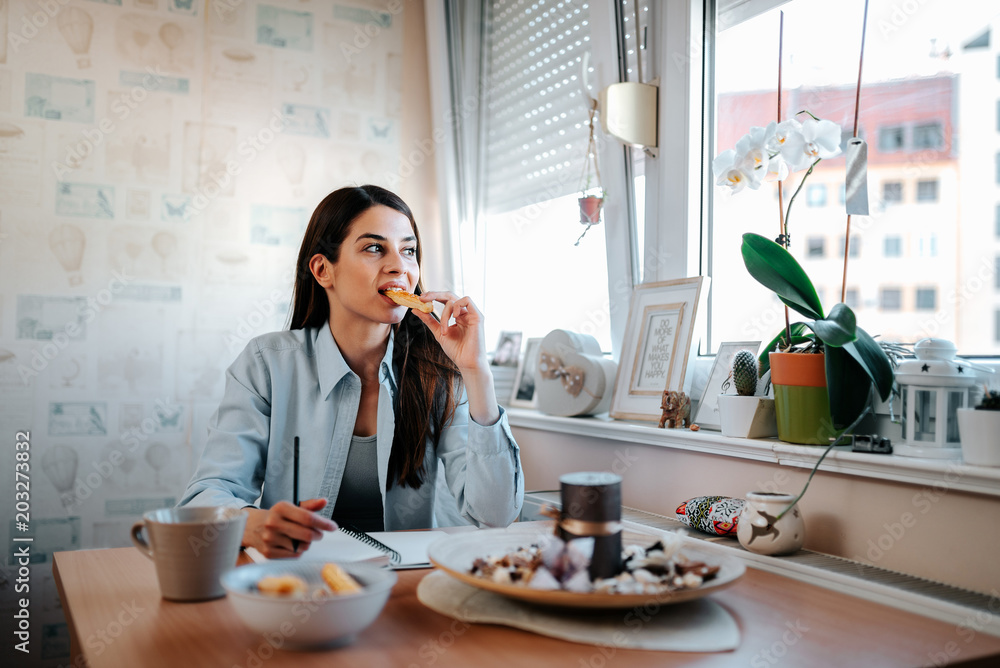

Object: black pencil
[292,436,299,553]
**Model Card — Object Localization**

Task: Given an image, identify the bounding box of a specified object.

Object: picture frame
[490,331,522,367]
[691,341,762,431]
[609,277,708,422]
[509,337,543,408]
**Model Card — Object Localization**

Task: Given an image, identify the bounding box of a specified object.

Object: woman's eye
[364,243,383,253]
[402,247,417,256]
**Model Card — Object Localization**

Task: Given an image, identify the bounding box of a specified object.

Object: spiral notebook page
[245,530,448,569]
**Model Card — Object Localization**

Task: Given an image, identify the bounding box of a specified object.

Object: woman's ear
[309,254,334,289]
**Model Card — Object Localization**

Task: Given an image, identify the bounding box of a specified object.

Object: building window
[844,288,860,309]
[996,204,1000,238]
[997,99,1000,133]
[918,235,938,258]
[996,309,1000,344]
[912,122,944,149]
[883,236,902,258]
[878,126,905,152]
[839,235,861,258]
[806,184,827,207]
[838,183,846,205]
[916,288,937,310]
[882,181,903,204]
[880,288,902,311]
[807,236,825,258]
[916,179,938,202]
[996,152,1000,185]
[996,257,1000,290]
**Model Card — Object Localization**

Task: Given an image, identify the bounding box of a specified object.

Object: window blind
[482,0,595,215]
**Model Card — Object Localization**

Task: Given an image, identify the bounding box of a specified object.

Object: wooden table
[54,537,1000,667]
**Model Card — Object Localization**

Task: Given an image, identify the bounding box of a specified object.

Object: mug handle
[130,522,154,560]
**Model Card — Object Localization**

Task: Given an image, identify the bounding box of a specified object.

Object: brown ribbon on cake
[558,518,623,537]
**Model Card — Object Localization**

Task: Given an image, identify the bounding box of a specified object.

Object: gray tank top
[331,433,384,532]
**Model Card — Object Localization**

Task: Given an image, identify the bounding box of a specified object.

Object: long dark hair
[289,185,461,490]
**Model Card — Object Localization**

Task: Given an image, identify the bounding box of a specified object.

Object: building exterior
[715,71,1000,355]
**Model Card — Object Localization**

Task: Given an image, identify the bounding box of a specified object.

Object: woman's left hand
[411,291,488,373]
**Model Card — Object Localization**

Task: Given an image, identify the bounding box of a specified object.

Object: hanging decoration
[575,99,605,246]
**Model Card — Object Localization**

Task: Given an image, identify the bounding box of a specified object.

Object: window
[916,287,937,310]
[838,235,860,258]
[912,123,944,149]
[451,0,621,352]
[880,288,902,311]
[996,100,1000,133]
[996,204,1000,238]
[807,236,825,258]
[883,236,902,258]
[918,235,938,258]
[882,181,903,204]
[844,288,860,309]
[916,180,939,202]
[996,257,1000,290]
[806,184,827,207]
[997,309,1000,343]
[879,126,905,152]
[838,183,846,205]
[996,152,1000,185]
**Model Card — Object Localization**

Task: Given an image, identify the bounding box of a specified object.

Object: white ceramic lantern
[894,339,976,459]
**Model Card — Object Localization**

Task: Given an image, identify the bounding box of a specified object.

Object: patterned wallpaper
[0,0,406,662]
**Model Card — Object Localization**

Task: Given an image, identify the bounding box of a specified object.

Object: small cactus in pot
[732,349,759,396]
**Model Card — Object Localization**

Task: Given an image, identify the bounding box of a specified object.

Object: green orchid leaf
[807,303,858,348]
[741,233,825,321]
[757,323,811,377]
[841,327,895,402]
[824,345,875,429]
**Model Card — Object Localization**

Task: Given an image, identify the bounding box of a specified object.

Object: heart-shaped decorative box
[535,329,618,417]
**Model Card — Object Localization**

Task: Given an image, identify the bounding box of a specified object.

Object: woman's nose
[382,250,406,274]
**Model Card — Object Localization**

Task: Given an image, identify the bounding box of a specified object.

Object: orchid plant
[713,112,843,242]
[712,111,894,431]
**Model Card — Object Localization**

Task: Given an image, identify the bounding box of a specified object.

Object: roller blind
[481,0,595,215]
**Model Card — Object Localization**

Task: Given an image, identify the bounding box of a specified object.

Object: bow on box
[534,329,618,417]
[538,351,588,397]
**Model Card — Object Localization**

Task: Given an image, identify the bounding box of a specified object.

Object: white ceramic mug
[131,506,247,601]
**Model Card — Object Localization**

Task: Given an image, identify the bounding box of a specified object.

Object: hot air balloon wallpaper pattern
[41,444,79,511]
[57,7,94,69]
[48,224,86,286]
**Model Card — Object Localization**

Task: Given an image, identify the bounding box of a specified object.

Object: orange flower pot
[769,352,836,445]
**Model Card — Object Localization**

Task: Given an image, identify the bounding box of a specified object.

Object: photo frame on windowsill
[691,341,762,431]
[609,277,709,422]
[509,337,543,408]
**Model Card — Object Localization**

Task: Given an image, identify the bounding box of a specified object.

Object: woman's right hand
[242,498,337,559]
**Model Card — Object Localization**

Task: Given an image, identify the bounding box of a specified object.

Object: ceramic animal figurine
[658,390,691,428]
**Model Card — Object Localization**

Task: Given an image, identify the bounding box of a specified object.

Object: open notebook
[244,528,448,570]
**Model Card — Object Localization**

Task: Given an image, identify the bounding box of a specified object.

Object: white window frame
[427,0,1000,413]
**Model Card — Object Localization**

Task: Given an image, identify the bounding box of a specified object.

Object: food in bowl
[222,561,397,648]
[256,574,309,597]
[469,531,721,595]
[254,563,363,598]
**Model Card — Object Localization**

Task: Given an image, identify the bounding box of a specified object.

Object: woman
[178,185,523,558]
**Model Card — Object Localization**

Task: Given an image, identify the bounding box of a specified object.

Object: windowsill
[506,407,1000,498]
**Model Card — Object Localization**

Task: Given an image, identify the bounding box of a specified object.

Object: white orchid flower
[736,122,788,183]
[712,148,752,193]
[800,118,842,162]
[767,119,807,170]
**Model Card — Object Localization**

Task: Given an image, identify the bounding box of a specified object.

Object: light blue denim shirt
[178,325,523,529]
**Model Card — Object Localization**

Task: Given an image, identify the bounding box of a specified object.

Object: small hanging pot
[578,195,604,225]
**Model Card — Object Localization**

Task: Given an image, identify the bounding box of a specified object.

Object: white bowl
[221,561,397,648]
